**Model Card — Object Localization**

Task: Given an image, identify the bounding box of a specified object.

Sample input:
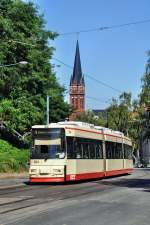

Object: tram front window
[31,128,66,159]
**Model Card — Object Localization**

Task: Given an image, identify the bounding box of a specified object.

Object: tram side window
[116,143,123,159]
[67,137,75,159]
[67,137,83,159]
[106,141,123,159]
[67,137,103,159]
[75,141,82,159]
[112,142,116,159]
[89,142,95,159]
[124,144,133,159]
[95,142,103,159]
[82,139,103,159]
[83,143,90,159]
[106,141,113,159]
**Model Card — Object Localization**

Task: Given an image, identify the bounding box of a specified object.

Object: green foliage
[140,54,150,107]
[0,139,29,172]
[0,0,70,135]
[75,110,106,126]
[106,92,143,150]
[139,52,150,140]
[107,92,132,135]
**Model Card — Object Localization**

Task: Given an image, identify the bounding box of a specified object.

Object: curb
[0,183,27,190]
[0,173,28,179]
[0,184,26,190]
[0,175,29,190]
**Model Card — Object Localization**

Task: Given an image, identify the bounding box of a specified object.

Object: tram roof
[32,121,130,140]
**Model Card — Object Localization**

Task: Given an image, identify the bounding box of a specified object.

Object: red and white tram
[29,121,133,183]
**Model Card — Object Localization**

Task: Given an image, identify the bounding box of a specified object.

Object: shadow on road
[101,178,150,189]
[95,169,150,192]
[24,169,150,192]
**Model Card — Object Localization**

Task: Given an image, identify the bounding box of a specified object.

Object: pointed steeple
[71,40,84,85]
[69,40,85,120]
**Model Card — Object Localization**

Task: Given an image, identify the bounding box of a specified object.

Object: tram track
[0,175,136,199]
[0,180,113,215]
[0,169,149,225]
[0,182,63,196]
[0,185,110,215]
[0,196,34,206]
[0,177,105,196]
[0,201,40,214]
[0,179,133,216]
[0,169,147,216]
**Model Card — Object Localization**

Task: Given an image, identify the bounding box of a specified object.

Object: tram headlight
[30,169,37,174]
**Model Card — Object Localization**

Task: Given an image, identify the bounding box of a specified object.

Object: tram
[29,121,133,183]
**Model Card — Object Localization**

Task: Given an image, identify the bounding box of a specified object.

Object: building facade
[69,41,85,120]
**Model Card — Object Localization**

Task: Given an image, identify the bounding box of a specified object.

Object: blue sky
[25,0,150,109]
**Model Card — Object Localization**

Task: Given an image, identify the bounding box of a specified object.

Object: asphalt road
[0,168,150,225]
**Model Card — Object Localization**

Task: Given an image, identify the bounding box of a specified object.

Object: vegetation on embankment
[0,139,29,173]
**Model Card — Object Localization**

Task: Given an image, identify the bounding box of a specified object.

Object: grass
[0,139,29,172]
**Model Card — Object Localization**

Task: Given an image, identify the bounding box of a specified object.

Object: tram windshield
[31,128,66,159]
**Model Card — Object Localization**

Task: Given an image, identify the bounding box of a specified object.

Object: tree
[75,110,106,126]
[106,92,143,151]
[0,0,70,135]
[139,52,150,140]
[107,92,132,135]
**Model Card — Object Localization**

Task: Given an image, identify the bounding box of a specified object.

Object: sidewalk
[0,173,29,189]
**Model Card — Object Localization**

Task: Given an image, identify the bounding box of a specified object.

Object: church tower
[69,41,85,120]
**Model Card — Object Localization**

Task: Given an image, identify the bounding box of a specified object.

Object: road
[0,169,150,225]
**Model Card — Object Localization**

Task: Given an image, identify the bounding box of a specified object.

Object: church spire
[69,40,85,120]
[70,40,84,85]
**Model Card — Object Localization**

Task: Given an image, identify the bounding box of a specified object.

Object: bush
[0,139,29,172]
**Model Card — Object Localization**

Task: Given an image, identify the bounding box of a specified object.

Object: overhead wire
[59,18,150,36]
[52,57,122,93]
[5,39,121,96]
[86,95,110,104]
[6,18,150,45]
[6,18,147,102]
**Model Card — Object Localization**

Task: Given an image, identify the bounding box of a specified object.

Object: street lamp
[0,61,28,68]
[18,61,28,65]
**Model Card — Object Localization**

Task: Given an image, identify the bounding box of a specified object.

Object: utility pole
[46,95,49,125]
[106,110,109,128]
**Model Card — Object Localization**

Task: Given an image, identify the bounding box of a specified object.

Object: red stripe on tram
[105,168,133,177]
[30,177,65,183]
[66,168,133,181]
[30,169,133,183]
